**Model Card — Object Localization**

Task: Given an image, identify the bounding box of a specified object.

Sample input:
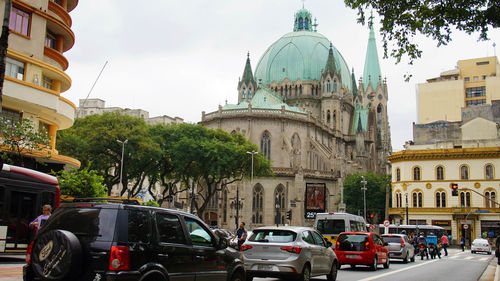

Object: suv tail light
[240,245,253,251]
[401,238,405,248]
[281,246,302,254]
[109,246,130,271]
[26,242,34,265]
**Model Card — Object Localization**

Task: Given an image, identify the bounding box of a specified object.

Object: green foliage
[0,118,50,167]
[56,165,107,198]
[343,172,391,222]
[143,200,160,207]
[344,0,499,68]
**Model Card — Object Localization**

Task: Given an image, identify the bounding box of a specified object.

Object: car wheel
[471,251,475,254]
[31,229,82,281]
[383,257,390,269]
[297,264,311,281]
[403,254,408,263]
[327,261,338,281]
[488,252,492,255]
[370,256,378,271]
[230,270,244,281]
[410,254,415,262]
[245,274,253,281]
[350,264,356,269]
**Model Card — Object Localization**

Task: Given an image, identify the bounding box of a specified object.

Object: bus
[0,164,60,254]
[314,212,367,244]
[379,224,446,237]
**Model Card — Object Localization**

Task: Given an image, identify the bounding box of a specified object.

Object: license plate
[346,254,358,258]
[476,248,482,250]
[258,264,273,271]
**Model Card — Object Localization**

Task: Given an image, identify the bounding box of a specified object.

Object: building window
[485,191,496,208]
[464,77,470,82]
[460,165,469,180]
[466,99,486,106]
[466,86,486,98]
[0,108,21,126]
[45,30,56,49]
[413,166,421,181]
[260,131,271,160]
[252,184,263,224]
[275,185,285,225]
[38,121,50,134]
[412,191,423,208]
[473,76,478,81]
[327,80,331,92]
[436,191,446,208]
[460,191,471,207]
[395,192,402,208]
[482,75,487,80]
[436,166,444,180]
[396,168,401,182]
[6,57,25,80]
[485,164,494,179]
[10,7,30,36]
[42,75,52,90]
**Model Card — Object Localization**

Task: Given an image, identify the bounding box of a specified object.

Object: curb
[479,258,497,281]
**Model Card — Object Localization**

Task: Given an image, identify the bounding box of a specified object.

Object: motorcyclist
[417,232,429,259]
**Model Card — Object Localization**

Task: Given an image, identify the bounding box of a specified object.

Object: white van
[314,212,367,244]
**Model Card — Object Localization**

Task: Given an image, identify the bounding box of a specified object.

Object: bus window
[350,220,366,232]
[8,191,36,246]
[317,219,345,234]
[0,186,4,218]
[42,192,55,208]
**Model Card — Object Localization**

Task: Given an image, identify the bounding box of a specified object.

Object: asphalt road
[255,248,495,281]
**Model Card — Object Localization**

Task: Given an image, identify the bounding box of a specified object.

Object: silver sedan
[241,226,338,281]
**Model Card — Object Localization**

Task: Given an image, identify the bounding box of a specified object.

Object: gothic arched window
[260,131,271,160]
[275,185,286,225]
[333,79,337,92]
[327,80,331,92]
[327,110,331,124]
[304,17,309,29]
[299,17,303,29]
[252,184,264,224]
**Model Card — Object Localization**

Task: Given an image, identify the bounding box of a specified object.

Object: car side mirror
[214,231,229,249]
[325,240,333,248]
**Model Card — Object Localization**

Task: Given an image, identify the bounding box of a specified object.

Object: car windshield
[43,207,117,241]
[382,236,402,243]
[249,230,297,243]
[337,234,368,251]
[317,219,345,234]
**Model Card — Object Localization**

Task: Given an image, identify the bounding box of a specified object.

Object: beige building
[0,0,80,170]
[389,56,500,245]
[199,7,392,229]
[77,98,184,125]
[417,56,500,124]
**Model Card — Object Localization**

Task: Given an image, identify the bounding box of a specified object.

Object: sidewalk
[0,256,24,281]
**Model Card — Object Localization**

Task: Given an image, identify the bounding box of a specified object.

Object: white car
[471,238,492,254]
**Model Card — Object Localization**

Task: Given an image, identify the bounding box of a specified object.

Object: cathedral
[200,7,392,228]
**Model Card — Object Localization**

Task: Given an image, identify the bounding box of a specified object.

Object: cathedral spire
[351,68,358,96]
[323,43,338,76]
[238,53,257,103]
[362,11,382,92]
[241,52,256,85]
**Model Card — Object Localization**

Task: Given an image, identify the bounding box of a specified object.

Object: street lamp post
[361,176,367,222]
[241,150,258,229]
[117,139,128,198]
[246,151,258,182]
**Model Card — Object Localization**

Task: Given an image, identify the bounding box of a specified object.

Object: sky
[64,0,500,152]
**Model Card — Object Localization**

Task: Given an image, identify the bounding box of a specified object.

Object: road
[254,249,497,281]
[1,249,496,281]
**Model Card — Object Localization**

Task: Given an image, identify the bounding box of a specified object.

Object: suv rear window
[249,230,297,243]
[337,234,369,251]
[382,236,403,244]
[43,207,117,241]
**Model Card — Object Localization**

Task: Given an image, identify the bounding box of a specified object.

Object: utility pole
[361,176,367,222]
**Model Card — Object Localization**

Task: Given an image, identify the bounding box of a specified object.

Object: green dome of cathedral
[254,9,353,91]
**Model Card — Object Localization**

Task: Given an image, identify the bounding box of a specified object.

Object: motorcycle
[428,243,441,259]
[419,243,429,260]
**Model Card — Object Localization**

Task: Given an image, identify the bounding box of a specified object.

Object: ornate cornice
[389,147,500,163]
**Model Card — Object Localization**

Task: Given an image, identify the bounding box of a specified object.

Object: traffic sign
[463,224,469,229]
[369,224,376,231]
[383,220,390,227]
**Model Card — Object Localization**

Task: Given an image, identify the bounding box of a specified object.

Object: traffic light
[451,183,458,196]
[286,210,292,220]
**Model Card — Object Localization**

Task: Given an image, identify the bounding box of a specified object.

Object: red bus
[0,164,60,254]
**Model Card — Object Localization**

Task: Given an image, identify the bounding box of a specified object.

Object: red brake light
[281,246,302,254]
[240,245,253,251]
[109,246,130,271]
[401,238,405,248]
[26,242,34,265]
[472,243,475,246]
[335,240,340,249]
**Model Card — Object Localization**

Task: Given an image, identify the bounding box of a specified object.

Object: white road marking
[480,257,489,261]
[464,256,474,260]
[356,259,440,281]
[449,255,460,259]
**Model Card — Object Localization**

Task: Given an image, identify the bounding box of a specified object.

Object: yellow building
[0,0,80,170]
[417,56,500,124]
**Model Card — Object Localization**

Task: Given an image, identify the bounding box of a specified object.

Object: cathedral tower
[238,53,257,103]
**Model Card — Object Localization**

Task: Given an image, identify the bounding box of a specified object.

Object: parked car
[335,232,390,271]
[471,238,492,254]
[381,234,415,263]
[23,198,245,281]
[241,226,338,281]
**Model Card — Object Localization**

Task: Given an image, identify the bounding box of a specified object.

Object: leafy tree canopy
[344,0,499,65]
[56,165,107,198]
[343,172,391,223]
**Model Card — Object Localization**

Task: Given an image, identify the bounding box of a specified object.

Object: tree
[0,118,50,167]
[56,165,107,198]
[344,0,499,65]
[343,172,391,222]
[56,112,160,197]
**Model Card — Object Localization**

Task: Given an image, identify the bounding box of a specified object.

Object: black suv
[23,199,245,281]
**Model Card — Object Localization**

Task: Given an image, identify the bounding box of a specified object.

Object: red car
[334,232,390,271]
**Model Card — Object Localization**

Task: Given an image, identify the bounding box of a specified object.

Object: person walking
[460,236,465,252]
[29,204,52,236]
[441,233,449,256]
[235,222,247,250]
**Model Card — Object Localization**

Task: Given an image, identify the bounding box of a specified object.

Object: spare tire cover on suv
[31,230,82,280]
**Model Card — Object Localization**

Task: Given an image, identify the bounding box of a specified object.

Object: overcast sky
[64,0,500,152]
